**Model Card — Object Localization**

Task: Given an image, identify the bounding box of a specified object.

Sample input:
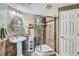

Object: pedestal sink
[9,36,26,56]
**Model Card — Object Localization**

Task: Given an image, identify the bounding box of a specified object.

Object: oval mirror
[9,16,25,35]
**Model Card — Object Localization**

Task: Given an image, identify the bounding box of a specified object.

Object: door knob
[61,36,64,38]
[78,33,79,36]
[78,15,79,17]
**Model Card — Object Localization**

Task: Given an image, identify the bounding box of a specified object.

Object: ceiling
[7,3,75,16]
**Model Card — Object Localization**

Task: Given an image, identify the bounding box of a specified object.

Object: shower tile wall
[46,17,55,49]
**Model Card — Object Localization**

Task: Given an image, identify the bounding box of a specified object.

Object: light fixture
[9,11,16,15]
[16,12,20,16]
[44,4,52,9]
[19,14,22,17]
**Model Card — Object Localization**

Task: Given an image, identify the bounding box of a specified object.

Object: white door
[77,9,79,55]
[59,9,78,56]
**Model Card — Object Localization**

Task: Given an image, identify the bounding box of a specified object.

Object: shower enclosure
[34,16,46,52]
[34,16,56,54]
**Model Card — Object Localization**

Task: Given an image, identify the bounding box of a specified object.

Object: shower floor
[35,44,54,52]
[23,44,56,56]
[23,51,56,56]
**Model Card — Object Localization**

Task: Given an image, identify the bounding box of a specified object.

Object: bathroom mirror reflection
[9,16,25,36]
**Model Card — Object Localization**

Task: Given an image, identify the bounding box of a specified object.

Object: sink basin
[9,36,26,56]
[9,36,26,43]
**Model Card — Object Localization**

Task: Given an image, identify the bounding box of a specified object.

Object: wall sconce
[9,11,16,15]
[9,10,22,17]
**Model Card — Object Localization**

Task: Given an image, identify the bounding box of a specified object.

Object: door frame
[58,4,79,55]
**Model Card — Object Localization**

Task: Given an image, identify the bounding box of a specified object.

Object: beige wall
[46,22,54,49]
[22,14,34,37]
[48,8,58,17]
[48,4,75,17]
[0,4,8,29]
